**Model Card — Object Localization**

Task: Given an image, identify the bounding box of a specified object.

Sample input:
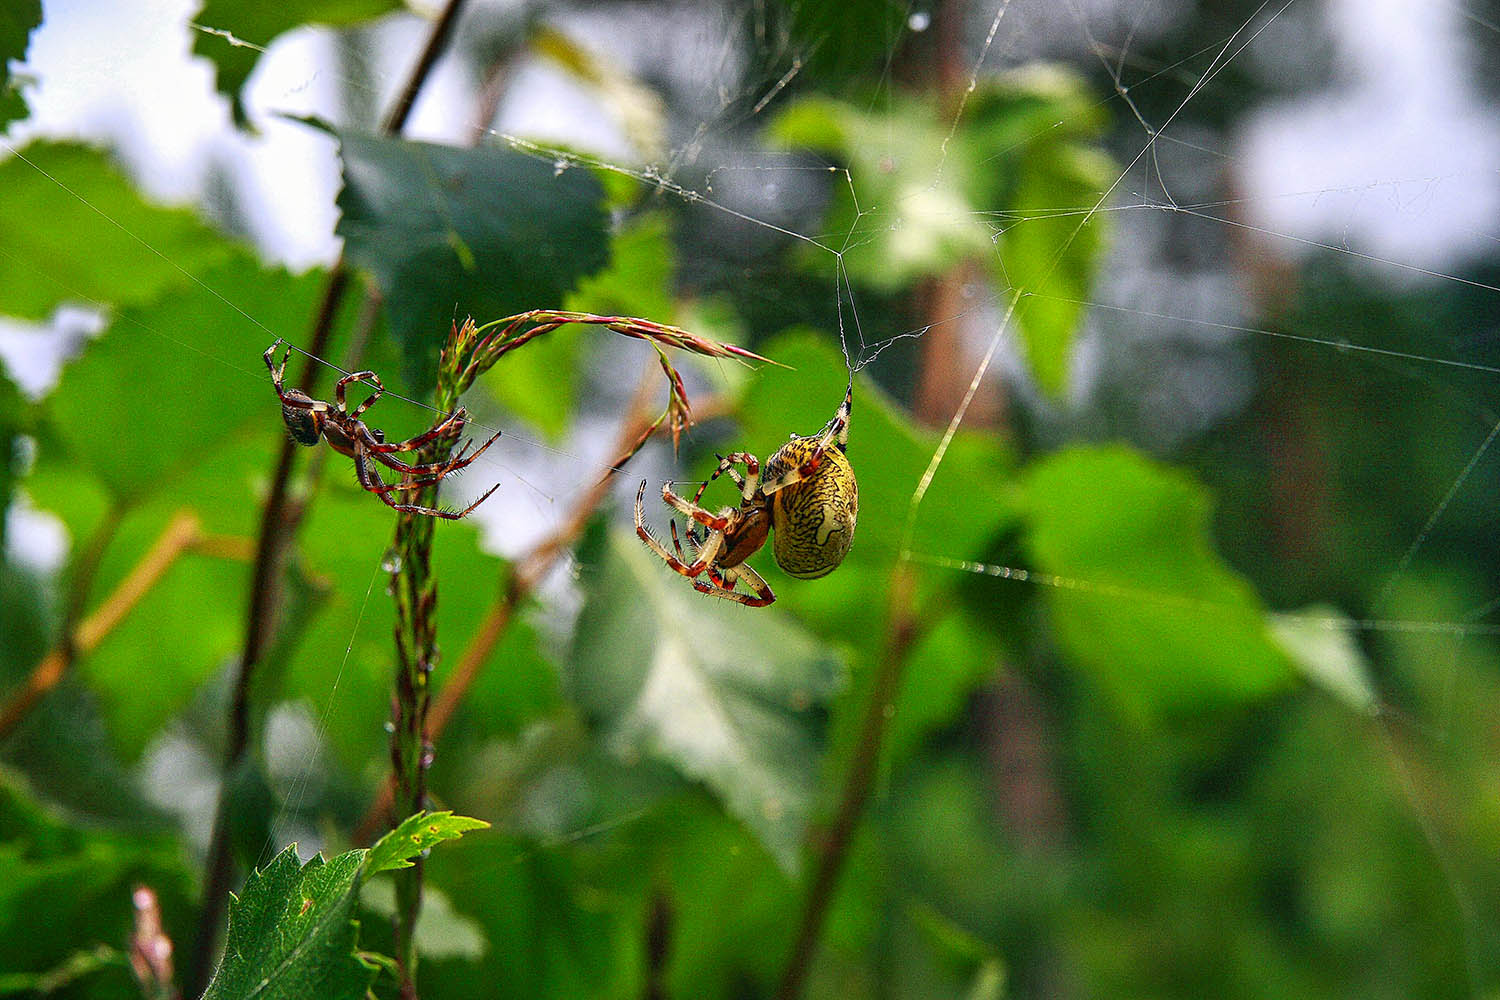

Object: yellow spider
[635,380,857,606]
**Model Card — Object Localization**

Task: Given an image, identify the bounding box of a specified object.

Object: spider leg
[368,426,502,477]
[670,519,693,563]
[263,339,290,391]
[367,408,472,455]
[706,452,759,501]
[761,379,853,496]
[661,483,730,534]
[690,562,775,607]
[635,481,725,577]
[669,519,730,588]
[263,340,327,412]
[356,452,498,519]
[334,370,383,417]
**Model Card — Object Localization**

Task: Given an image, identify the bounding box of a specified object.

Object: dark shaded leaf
[326,126,611,391]
[420,831,641,1000]
[0,0,41,129]
[482,213,678,439]
[775,0,910,85]
[0,772,196,989]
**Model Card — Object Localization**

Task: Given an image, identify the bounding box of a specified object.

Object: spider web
[4,0,1500,992]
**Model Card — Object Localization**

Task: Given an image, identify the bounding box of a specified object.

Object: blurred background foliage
[2,0,1500,997]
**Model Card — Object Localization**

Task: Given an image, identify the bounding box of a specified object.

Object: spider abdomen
[768,440,858,579]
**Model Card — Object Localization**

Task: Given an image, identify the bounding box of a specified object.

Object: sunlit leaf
[21,258,333,758]
[768,96,995,290]
[998,142,1111,395]
[1269,605,1378,715]
[571,526,843,872]
[769,70,1112,395]
[324,124,610,391]
[0,0,41,129]
[200,847,374,1000]
[42,255,318,501]
[0,143,238,320]
[1021,445,1296,718]
[365,810,490,876]
[191,0,401,128]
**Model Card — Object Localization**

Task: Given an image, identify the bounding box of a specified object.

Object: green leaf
[0,0,41,129]
[365,810,490,877]
[325,125,611,391]
[360,880,487,961]
[201,847,374,1000]
[25,257,331,758]
[571,527,843,872]
[419,831,642,999]
[275,484,560,780]
[1020,445,1296,718]
[44,255,318,501]
[0,771,196,987]
[998,142,1112,395]
[774,0,910,85]
[0,143,239,321]
[191,0,401,128]
[886,609,1002,766]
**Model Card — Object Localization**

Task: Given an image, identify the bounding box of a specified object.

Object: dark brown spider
[264,339,501,519]
[635,379,856,606]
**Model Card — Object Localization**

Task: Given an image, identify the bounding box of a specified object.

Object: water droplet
[383,721,396,734]
[381,549,403,573]
[553,159,569,176]
[908,10,931,31]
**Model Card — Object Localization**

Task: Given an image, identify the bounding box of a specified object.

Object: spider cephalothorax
[264,339,501,519]
[635,380,857,606]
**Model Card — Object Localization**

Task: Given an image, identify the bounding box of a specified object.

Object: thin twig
[0,510,200,739]
[186,1,468,990]
[775,565,923,1000]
